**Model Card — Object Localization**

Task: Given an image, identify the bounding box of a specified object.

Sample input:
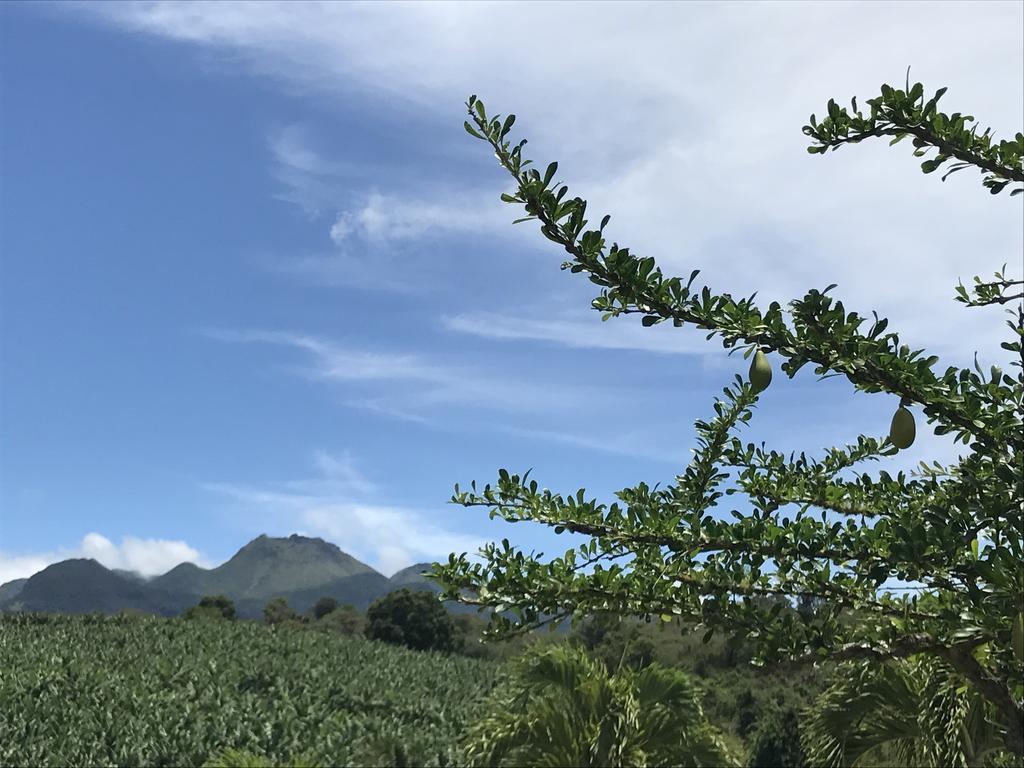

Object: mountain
[0,535,434,619]
[388,562,437,589]
[150,534,377,602]
[112,569,147,583]
[4,559,190,616]
[0,578,28,604]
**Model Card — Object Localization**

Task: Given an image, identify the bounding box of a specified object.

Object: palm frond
[461,645,737,767]
[802,657,1012,768]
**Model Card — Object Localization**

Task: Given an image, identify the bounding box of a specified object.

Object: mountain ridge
[0,535,439,619]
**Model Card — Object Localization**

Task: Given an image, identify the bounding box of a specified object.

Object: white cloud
[0,533,208,585]
[205,327,610,416]
[269,186,529,292]
[204,451,482,575]
[443,310,708,355]
[77,1,1022,365]
[327,191,508,245]
[496,424,688,465]
[0,553,57,588]
[79,533,207,576]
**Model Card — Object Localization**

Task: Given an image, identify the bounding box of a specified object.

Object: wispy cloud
[328,191,508,246]
[205,327,607,417]
[79,1,1022,364]
[268,186,529,292]
[268,125,342,216]
[204,451,482,575]
[496,424,688,465]
[443,310,708,355]
[0,533,208,584]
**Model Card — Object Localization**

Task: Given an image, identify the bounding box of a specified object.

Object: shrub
[263,597,297,626]
[746,708,806,768]
[365,589,460,653]
[184,595,236,621]
[316,603,363,636]
[312,597,338,620]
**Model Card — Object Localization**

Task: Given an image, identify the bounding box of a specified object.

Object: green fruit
[749,350,772,393]
[889,406,916,449]
[1013,612,1024,664]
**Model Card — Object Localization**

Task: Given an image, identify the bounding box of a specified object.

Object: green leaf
[543,162,558,188]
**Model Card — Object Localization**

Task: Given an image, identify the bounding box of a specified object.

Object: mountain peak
[389,562,438,589]
[0,534,426,619]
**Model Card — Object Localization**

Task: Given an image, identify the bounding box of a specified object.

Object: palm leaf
[461,645,737,767]
[802,657,1012,767]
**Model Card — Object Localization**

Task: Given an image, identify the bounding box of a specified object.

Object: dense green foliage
[745,708,806,768]
[0,613,496,767]
[804,658,1015,767]
[312,597,338,620]
[434,76,1024,758]
[185,594,237,621]
[314,602,364,636]
[263,597,298,626]
[366,588,461,654]
[462,644,736,767]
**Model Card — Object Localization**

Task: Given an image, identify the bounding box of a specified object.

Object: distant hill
[4,559,191,616]
[0,535,439,619]
[150,534,377,602]
[388,562,437,588]
[0,578,28,604]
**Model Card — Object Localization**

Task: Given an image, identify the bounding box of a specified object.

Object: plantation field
[0,614,498,767]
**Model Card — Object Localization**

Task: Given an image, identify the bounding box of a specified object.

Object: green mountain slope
[388,562,436,588]
[6,559,190,616]
[0,535,432,618]
[150,534,378,601]
[0,578,28,605]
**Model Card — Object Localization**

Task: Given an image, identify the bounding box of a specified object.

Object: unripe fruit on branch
[889,406,916,450]
[749,350,772,393]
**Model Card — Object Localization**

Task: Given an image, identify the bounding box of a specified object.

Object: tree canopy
[365,588,461,653]
[431,75,1024,757]
[184,594,237,621]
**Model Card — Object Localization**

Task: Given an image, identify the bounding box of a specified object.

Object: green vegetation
[185,594,237,621]
[462,644,736,767]
[746,708,806,768]
[803,657,1015,767]
[263,597,299,626]
[434,75,1024,761]
[314,602,364,636]
[0,613,496,767]
[365,588,461,654]
[312,597,338,620]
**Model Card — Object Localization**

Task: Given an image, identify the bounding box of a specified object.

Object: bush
[735,688,758,739]
[312,597,338,620]
[316,604,363,636]
[365,589,460,653]
[263,597,297,626]
[747,707,806,768]
[184,595,236,621]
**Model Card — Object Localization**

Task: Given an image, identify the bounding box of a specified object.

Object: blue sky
[1,1,1021,582]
